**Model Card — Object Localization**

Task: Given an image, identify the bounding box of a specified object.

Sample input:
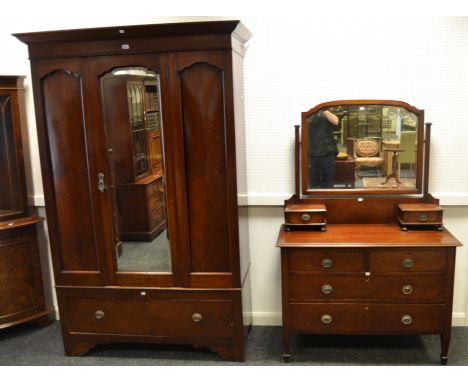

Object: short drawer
[288,249,365,272]
[369,249,447,273]
[66,295,235,338]
[289,303,445,334]
[288,274,446,301]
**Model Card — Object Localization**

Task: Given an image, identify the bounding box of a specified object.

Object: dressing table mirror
[277,100,461,364]
[303,100,423,195]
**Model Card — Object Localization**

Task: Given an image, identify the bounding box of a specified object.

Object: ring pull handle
[321,258,333,269]
[403,258,414,268]
[402,285,413,295]
[418,213,429,222]
[401,314,413,325]
[95,310,105,320]
[321,314,333,324]
[321,284,333,295]
[301,213,311,222]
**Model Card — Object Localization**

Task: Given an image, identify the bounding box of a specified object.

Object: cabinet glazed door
[31,59,109,286]
[168,52,241,288]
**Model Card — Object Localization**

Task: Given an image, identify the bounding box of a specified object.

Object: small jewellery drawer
[289,303,445,334]
[285,204,326,227]
[66,295,235,338]
[397,203,444,229]
[288,274,446,300]
[288,249,365,273]
[369,249,447,273]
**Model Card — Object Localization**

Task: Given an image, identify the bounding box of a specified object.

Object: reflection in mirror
[101,67,171,273]
[307,104,418,191]
[0,95,23,220]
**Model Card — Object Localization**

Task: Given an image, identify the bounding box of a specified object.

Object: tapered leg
[283,329,291,363]
[440,332,451,365]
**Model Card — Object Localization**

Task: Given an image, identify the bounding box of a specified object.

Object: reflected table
[382,148,404,186]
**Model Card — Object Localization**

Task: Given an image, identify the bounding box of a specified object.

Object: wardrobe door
[31,59,109,286]
[88,55,181,287]
[169,52,241,288]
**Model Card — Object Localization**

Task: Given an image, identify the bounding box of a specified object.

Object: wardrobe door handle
[97,173,106,193]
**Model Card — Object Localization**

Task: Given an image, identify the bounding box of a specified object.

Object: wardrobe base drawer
[289,303,445,334]
[63,291,235,339]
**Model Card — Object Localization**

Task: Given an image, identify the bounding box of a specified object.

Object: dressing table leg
[283,331,291,363]
[440,333,450,365]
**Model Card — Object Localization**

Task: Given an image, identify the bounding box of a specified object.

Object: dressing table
[277,100,461,364]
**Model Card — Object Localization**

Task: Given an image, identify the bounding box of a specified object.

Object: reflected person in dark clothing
[308,109,340,188]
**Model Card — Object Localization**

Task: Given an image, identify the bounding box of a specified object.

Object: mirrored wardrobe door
[98,64,173,278]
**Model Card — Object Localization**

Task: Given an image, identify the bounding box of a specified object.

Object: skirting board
[246,312,468,327]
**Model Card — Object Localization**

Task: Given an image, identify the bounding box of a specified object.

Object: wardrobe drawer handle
[95,310,105,320]
[192,313,203,323]
[321,314,333,324]
[321,258,333,268]
[321,284,333,295]
[403,258,414,268]
[401,314,413,325]
[402,285,413,295]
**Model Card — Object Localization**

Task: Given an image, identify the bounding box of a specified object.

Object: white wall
[1,9,467,326]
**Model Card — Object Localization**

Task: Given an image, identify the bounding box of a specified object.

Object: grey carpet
[118,230,171,272]
[1,321,467,365]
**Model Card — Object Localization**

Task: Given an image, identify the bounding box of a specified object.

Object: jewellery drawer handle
[321,258,333,268]
[321,284,333,295]
[402,258,414,268]
[401,314,413,325]
[192,313,203,323]
[301,213,311,222]
[418,213,429,222]
[95,310,105,320]
[321,314,333,324]
[402,285,413,295]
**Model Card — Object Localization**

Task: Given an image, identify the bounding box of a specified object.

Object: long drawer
[288,274,446,300]
[65,293,235,338]
[289,303,445,334]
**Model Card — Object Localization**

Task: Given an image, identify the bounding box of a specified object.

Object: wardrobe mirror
[101,67,171,273]
[302,100,424,196]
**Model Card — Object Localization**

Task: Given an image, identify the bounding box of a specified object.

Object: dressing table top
[277,224,462,248]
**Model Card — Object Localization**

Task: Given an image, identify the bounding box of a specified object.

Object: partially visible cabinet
[0,76,53,330]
